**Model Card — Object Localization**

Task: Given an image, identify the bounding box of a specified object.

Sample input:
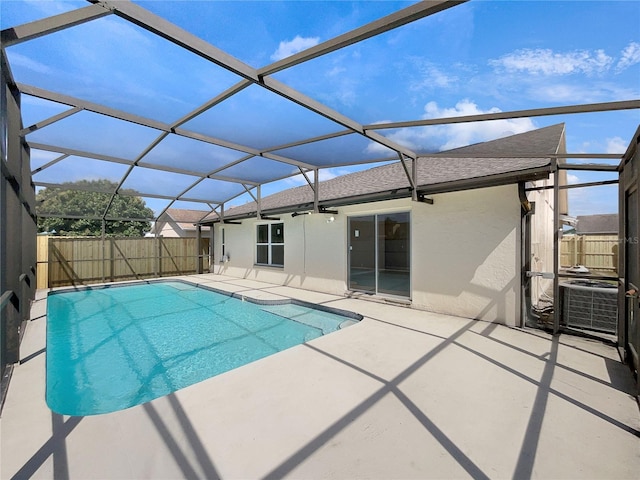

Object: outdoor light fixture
[291,211,312,218]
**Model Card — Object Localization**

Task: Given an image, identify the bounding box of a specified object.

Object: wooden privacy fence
[560,234,619,273]
[37,236,210,289]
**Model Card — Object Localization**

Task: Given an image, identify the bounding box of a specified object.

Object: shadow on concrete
[259,314,639,480]
[143,393,221,480]
[264,320,491,480]
[11,413,82,480]
[19,347,45,365]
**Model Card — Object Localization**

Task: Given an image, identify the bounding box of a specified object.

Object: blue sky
[2,0,639,217]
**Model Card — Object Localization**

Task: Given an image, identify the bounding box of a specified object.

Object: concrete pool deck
[2,274,639,479]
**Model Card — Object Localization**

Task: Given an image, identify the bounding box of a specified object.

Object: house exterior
[575,213,618,235]
[151,208,211,238]
[203,124,568,327]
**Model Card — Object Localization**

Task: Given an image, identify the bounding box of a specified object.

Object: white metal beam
[90,1,419,160]
[367,100,640,130]
[261,76,417,159]
[92,0,258,82]
[20,107,83,136]
[258,1,467,76]
[1,3,112,47]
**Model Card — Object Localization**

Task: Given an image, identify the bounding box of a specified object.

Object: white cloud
[567,173,580,184]
[6,52,53,74]
[366,99,537,154]
[270,35,320,61]
[423,99,536,151]
[490,48,613,76]
[606,136,627,154]
[569,184,618,216]
[616,42,640,71]
[410,61,458,91]
[327,66,346,77]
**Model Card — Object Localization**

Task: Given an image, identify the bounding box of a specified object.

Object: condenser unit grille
[561,283,618,333]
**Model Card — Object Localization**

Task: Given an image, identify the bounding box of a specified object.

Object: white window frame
[256,222,284,267]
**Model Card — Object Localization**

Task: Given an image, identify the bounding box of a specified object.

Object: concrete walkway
[2,274,639,479]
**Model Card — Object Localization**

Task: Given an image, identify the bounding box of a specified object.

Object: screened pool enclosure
[1,0,639,398]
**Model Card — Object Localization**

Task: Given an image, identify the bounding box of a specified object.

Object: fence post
[157,236,162,278]
[196,225,203,274]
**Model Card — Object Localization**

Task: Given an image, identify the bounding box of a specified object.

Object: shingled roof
[206,124,564,222]
[163,208,210,224]
[576,214,619,234]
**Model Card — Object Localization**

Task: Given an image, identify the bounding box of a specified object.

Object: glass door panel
[349,216,376,292]
[377,212,410,297]
[625,189,639,372]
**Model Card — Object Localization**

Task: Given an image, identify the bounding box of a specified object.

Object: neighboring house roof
[205,124,564,222]
[576,214,618,234]
[157,208,210,232]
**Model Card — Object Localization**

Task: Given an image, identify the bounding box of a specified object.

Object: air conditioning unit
[560,281,618,333]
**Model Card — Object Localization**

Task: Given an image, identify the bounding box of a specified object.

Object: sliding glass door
[349,212,410,298]
[349,215,376,293]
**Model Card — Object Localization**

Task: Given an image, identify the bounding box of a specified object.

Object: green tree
[37,180,154,236]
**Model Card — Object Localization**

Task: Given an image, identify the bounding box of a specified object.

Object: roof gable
[164,208,210,223]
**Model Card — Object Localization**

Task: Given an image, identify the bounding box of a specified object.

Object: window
[256,223,284,266]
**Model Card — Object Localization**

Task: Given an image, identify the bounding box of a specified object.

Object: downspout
[519,182,537,328]
[552,159,561,334]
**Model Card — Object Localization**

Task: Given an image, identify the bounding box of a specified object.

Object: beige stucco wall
[213,185,523,325]
[410,186,521,325]
[214,205,349,295]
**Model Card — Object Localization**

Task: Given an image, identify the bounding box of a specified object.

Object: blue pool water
[46,281,359,416]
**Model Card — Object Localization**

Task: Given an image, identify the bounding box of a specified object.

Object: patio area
[2,274,639,479]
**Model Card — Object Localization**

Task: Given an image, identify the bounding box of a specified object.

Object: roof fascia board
[417,167,552,196]
[1,3,112,47]
[218,166,554,222]
[368,100,640,130]
[258,0,467,76]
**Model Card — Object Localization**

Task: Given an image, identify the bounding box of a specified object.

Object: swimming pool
[46,280,360,416]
